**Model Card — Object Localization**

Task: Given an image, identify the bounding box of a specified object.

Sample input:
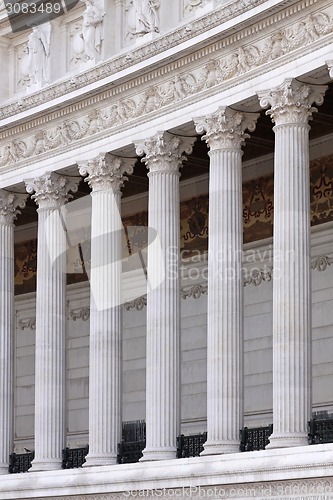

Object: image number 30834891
[5,0,80,33]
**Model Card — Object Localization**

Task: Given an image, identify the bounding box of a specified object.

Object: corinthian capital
[257,78,327,125]
[25,172,79,209]
[135,131,196,173]
[194,106,259,150]
[78,153,135,193]
[0,190,28,225]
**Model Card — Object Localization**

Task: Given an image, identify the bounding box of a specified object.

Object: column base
[29,459,63,472]
[200,440,240,455]
[139,447,177,462]
[0,464,9,474]
[83,453,118,467]
[266,432,309,449]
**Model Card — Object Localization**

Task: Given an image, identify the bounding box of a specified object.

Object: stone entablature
[1,0,332,179]
[0,0,331,123]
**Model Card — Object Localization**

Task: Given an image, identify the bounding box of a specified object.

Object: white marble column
[0,191,27,475]
[194,107,258,454]
[79,154,135,466]
[25,173,79,471]
[258,79,327,448]
[135,131,195,461]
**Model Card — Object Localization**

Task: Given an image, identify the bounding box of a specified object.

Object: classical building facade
[1,0,333,498]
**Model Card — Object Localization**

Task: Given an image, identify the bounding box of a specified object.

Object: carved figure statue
[81,0,104,60]
[25,25,51,85]
[133,0,160,34]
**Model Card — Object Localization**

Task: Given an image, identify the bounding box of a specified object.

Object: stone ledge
[1,444,333,499]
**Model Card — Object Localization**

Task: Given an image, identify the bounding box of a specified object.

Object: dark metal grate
[239,425,273,451]
[62,445,89,468]
[308,416,333,444]
[117,420,146,464]
[177,433,207,458]
[9,451,34,473]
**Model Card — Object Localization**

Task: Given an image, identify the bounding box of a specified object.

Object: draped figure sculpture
[81,0,104,60]
[133,0,160,34]
[25,25,51,85]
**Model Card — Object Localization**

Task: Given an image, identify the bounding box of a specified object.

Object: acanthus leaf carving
[25,172,79,209]
[79,153,136,193]
[258,78,328,125]
[135,131,196,173]
[0,190,28,225]
[17,317,36,331]
[194,106,259,150]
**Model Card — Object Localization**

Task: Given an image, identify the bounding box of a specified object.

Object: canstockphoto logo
[45,194,165,311]
[5,0,80,32]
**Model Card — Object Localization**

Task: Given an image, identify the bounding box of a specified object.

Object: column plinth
[25,173,79,471]
[194,107,259,455]
[79,153,135,467]
[135,131,195,461]
[0,191,27,475]
[258,79,327,449]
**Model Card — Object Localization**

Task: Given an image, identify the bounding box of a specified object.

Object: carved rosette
[194,106,259,150]
[79,153,135,193]
[0,190,27,225]
[258,78,327,125]
[25,172,79,209]
[135,131,196,173]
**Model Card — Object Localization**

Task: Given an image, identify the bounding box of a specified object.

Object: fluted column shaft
[0,192,27,474]
[79,154,135,466]
[25,173,78,471]
[194,107,258,454]
[135,132,195,461]
[258,79,327,448]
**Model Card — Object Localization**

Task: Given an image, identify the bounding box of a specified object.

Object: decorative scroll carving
[124,296,147,310]
[69,307,90,321]
[181,284,208,299]
[17,317,36,330]
[311,255,333,272]
[243,268,273,287]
